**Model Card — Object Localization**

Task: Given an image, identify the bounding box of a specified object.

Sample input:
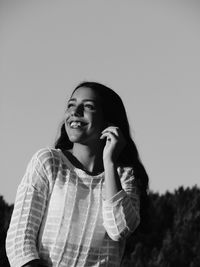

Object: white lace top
[6,148,140,267]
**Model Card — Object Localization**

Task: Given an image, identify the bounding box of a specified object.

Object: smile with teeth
[70,121,85,128]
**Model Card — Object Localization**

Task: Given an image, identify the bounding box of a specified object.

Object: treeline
[130,186,200,267]
[0,186,200,267]
[0,196,13,267]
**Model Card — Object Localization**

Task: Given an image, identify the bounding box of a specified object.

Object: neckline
[58,149,105,178]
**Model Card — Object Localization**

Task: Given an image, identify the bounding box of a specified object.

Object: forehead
[70,87,101,101]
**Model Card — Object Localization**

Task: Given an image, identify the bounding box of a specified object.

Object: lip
[67,118,88,128]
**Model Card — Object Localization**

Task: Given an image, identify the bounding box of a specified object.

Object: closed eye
[84,104,95,110]
[67,100,97,111]
[67,102,75,109]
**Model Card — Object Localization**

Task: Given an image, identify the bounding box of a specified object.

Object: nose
[70,104,83,116]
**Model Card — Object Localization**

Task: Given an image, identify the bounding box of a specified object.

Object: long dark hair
[55,81,149,252]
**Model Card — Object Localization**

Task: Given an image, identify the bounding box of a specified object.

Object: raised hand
[100,125,126,164]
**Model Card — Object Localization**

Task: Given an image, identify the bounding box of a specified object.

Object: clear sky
[1,0,200,204]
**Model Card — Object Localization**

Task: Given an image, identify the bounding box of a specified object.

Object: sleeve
[102,167,140,241]
[6,149,50,267]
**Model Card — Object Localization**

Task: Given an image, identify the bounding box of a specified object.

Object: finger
[102,126,119,132]
[104,129,126,147]
[100,131,118,141]
[101,127,120,136]
[102,130,125,145]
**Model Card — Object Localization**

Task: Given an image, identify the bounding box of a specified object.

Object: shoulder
[30,147,62,171]
[27,147,65,181]
[33,147,61,162]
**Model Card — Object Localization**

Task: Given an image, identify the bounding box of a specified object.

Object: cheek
[64,109,70,118]
[63,111,71,125]
[64,121,69,136]
[64,113,70,132]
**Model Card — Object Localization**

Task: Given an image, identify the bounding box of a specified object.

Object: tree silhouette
[0,196,13,267]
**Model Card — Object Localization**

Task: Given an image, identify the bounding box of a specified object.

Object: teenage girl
[6,82,149,267]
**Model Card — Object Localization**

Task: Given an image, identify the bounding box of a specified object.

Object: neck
[71,142,104,174]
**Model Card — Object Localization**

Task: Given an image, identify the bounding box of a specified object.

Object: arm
[6,150,49,267]
[101,125,125,200]
[102,167,140,241]
[104,161,122,199]
[101,126,140,241]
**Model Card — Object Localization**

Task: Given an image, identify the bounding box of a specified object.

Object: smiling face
[65,87,105,145]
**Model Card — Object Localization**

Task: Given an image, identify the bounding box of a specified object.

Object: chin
[68,136,82,143]
[68,134,87,144]
[69,136,100,146]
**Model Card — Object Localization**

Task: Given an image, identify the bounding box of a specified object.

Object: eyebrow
[68,98,97,103]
